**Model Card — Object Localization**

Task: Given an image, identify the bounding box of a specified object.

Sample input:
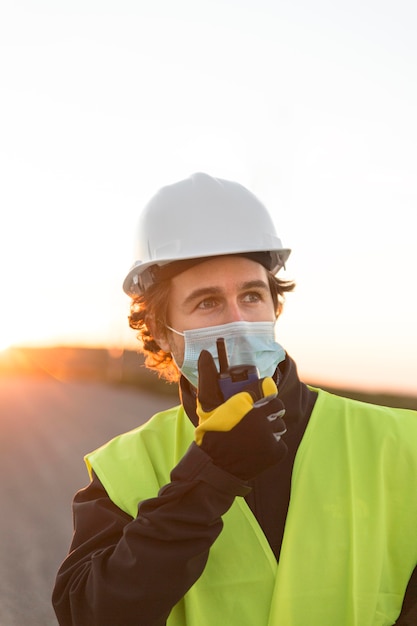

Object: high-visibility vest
[86,388,417,626]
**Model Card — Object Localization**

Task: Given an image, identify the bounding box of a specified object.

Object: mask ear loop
[165,325,185,337]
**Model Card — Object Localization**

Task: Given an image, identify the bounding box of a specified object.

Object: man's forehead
[170,257,270,294]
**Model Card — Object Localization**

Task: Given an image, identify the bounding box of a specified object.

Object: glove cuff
[173,443,252,497]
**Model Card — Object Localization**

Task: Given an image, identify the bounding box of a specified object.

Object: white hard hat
[123,172,291,295]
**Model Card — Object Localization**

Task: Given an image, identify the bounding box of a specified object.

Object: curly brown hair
[128,271,295,382]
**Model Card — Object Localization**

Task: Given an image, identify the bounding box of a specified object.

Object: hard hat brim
[123,248,291,296]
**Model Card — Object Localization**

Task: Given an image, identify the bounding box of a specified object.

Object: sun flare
[0,332,19,351]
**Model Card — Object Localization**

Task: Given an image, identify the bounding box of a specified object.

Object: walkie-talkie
[216,337,260,400]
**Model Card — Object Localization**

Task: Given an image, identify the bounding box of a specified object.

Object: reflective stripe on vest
[85,389,417,626]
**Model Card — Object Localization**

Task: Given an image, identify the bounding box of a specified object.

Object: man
[53,173,417,625]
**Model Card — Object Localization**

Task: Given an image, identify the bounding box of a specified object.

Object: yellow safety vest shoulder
[85,389,417,626]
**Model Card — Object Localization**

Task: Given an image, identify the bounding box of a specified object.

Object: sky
[1,0,416,395]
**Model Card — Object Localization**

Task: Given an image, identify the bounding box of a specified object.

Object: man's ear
[148,315,171,352]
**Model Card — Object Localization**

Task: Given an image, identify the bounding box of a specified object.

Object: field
[0,375,175,625]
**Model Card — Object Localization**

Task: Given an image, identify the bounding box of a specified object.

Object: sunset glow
[1,1,416,395]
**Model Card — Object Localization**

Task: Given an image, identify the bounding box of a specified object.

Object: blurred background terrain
[2,345,416,408]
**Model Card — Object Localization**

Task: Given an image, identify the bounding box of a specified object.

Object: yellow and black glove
[195,350,287,480]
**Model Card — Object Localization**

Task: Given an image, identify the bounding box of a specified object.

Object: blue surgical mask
[166,320,286,388]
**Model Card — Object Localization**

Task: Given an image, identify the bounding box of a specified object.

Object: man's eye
[197,298,217,309]
[243,292,262,303]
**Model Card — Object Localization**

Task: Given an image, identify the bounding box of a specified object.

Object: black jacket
[52,356,417,625]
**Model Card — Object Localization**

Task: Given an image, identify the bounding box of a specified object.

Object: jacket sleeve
[52,443,250,626]
[397,565,417,625]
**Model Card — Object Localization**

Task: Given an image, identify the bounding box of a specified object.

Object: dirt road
[0,377,176,626]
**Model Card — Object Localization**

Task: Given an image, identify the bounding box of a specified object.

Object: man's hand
[195,350,287,480]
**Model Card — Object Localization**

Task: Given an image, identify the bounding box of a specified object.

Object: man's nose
[224,301,245,323]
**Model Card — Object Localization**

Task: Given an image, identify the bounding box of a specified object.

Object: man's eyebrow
[182,280,270,307]
[239,279,270,291]
[182,286,221,307]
